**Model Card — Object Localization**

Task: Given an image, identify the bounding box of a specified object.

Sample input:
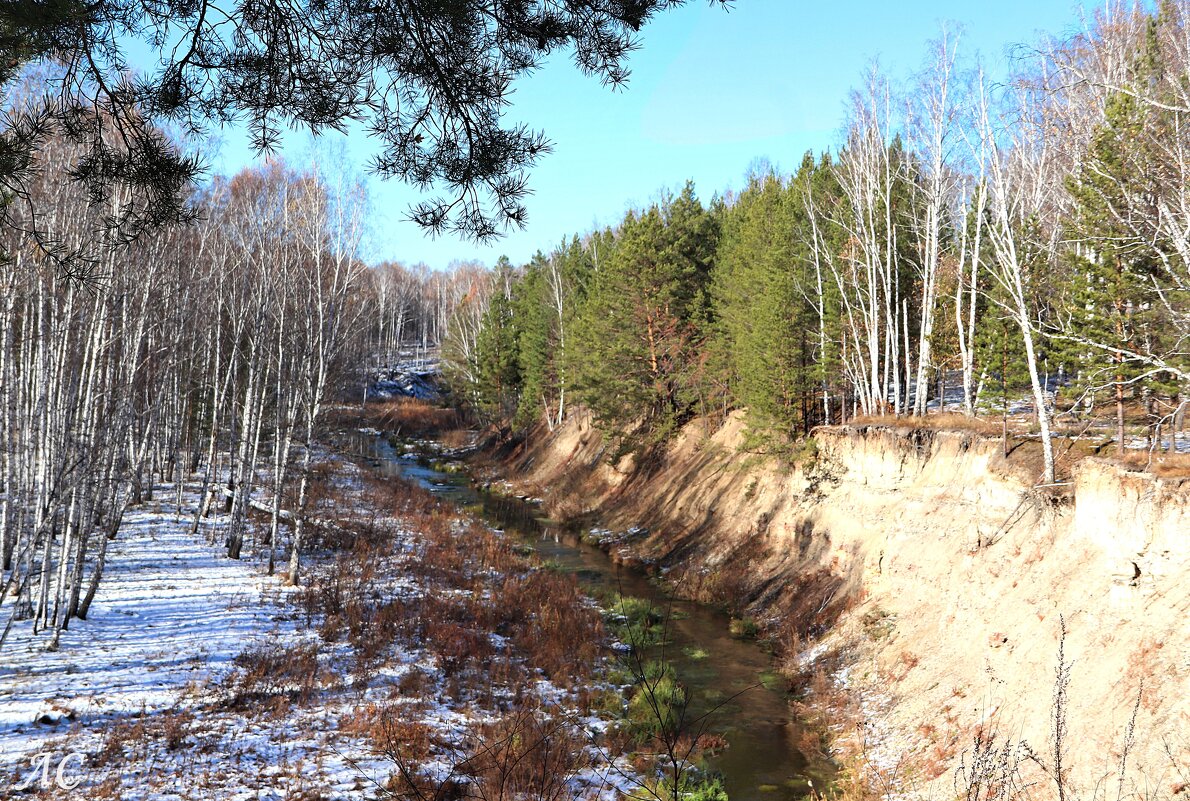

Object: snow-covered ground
[369,358,443,402]
[0,465,630,800]
[0,493,288,757]
[1126,431,1190,453]
[0,483,385,795]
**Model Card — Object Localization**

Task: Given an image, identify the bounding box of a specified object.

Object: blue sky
[204,0,1093,269]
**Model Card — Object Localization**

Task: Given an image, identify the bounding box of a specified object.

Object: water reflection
[344,432,833,801]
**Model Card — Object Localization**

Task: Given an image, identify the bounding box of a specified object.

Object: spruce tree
[473,261,523,421]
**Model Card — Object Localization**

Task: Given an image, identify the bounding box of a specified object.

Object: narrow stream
[350,432,832,801]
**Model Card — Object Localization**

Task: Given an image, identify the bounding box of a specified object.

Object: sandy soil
[483,412,1190,800]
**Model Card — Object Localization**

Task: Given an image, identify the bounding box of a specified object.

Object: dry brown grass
[182,446,618,800]
[22,448,616,801]
[892,649,921,681]
[295,464,606,704]
[777,564,855,641]
[461,709,587,801]
[367,398,463,438]
[847,412,1002,436]
[360,470,442,518]
[1117,449,1190,478]
[339,703,435,759]
[788,656,858,766]
[438,428,474,449]
[94,717,150,767]
[227,641,327,707]
[845,413,1190,479]
[369,707,588,801]
[160,709,194,751]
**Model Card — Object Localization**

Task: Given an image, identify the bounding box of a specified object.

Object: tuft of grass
[601,592,670,648]
[340,704,434,760]
[729,616,760,640]
[228,641,325,707]
[625,661,686,743]
[366,397,462,438]
[629,774,729,801]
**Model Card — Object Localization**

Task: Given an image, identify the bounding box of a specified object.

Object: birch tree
[908,30,963,415]
[977,76,1060,483]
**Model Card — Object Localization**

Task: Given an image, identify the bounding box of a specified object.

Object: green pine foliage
[1060,20,1185,417]
[473,270,523,421]
[512,239,595,428]
[957,200,1033,416]
[440,12,1187,460]
[973,284,1032,415]
[711,156,826,444]
[568,182,719,445]
[512,253,554,427]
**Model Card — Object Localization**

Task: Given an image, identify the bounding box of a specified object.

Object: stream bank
[348,430,836,801]
[463,409,1190,799]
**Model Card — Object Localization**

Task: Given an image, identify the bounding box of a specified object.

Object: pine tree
[473,260,523,421]
[712,158,821,445]
[570,182,718,444]
[513,251,565,428]
[1,0,728,275]
[973,279,1032,454]
[1062,26,1173,453]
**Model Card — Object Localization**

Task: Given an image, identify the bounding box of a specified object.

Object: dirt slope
[484,411,1190,798]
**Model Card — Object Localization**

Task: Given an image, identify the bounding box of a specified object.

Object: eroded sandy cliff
[490,412,1189,797]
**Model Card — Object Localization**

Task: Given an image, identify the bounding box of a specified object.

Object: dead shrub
[425,619,493,677]
[160,709,194,751]
[88,776,124,799]
[229,641,324,706]
[438,428,474,449]
[788,653,856,764]
[704,559,755,613]
[892,649,921,681]
[419,526,475,584]
[776,565,851,640]
[1117,449,1190,478]
[301,461,340,516]
[362,471,442,518]
[261,694,293,719]
[485,570,604,686]
[94,717,149,767]
[460,708,586,801]
[398,667,434,698]
[350,598,410,673]
[300,546,378,623]
[297,538,410,678]
[340,703,434,760]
